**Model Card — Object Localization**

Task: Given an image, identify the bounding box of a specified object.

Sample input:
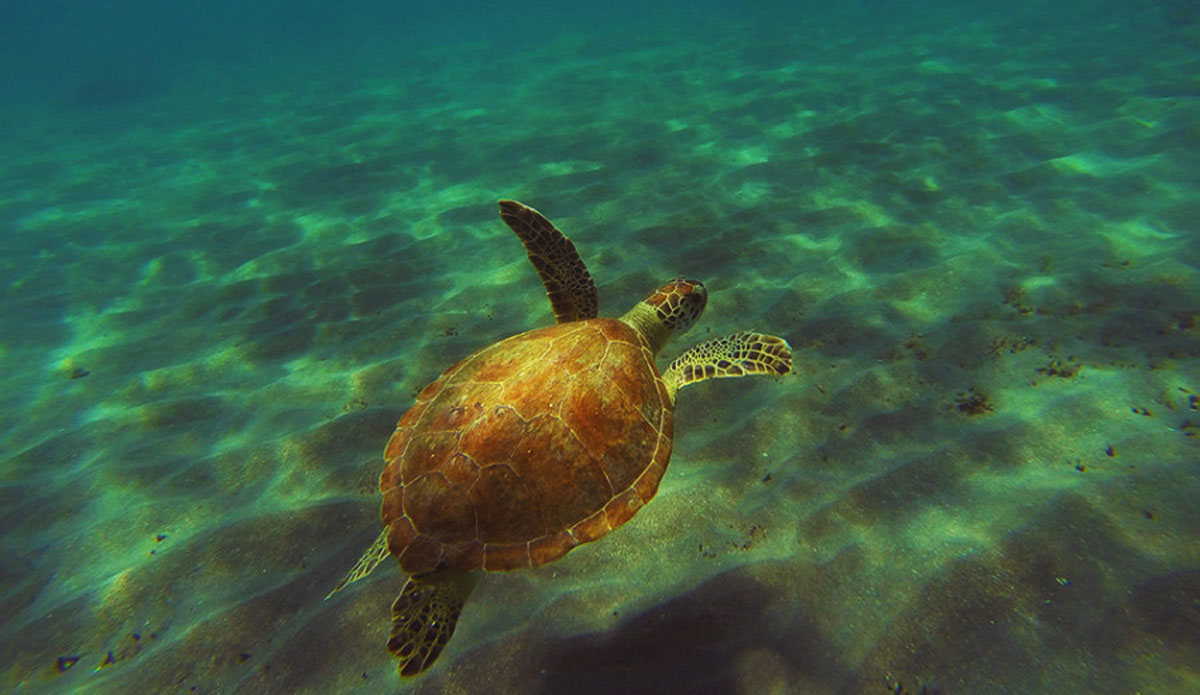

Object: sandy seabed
[2,6,1197,695]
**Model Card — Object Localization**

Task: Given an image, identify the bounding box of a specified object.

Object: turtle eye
[644,278,706,332]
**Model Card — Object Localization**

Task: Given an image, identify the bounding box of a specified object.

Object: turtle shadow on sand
[528,567,851,695]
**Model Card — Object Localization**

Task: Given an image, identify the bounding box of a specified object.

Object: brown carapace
[326,200,792,678]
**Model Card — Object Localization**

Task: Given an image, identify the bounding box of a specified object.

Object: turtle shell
[379,318,674,575]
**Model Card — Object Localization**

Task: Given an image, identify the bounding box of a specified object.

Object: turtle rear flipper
[388,570,481,677]
[663,332,792,401]
[325,528,390,600]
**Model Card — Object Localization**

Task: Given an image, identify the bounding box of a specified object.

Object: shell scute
[632,457,667,502]
[602,340,666,428]
[379,455,403,492]
[471,333,551,383]
[398,431,459,481]
[482,542,532,571]
[398,533,442,572]
[517,416,614,533]
[442,540,484,569]
[596,318,637,344]
[600,418,660,495]
[559,379,611,459]
[548,323,609,375]
[426,402,479,434]
[459,404,525,464]
[381,485,405,526]
[604,487,646,529]
[470,464,547,544]
[501,371,562,422]
[386,515,417,556]
[439,452,481,489]
[403,473,475,544]
[571,509,612,544]
[528,530,578,566]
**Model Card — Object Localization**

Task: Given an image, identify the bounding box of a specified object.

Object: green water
[1,4,1197,694]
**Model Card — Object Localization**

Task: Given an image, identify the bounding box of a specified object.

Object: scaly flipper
[325,528,390,600]
[498,200,598,323]
[663,332,792,401]
[388,569,481,677]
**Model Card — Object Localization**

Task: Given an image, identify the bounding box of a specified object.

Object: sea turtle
[327,200,792,677]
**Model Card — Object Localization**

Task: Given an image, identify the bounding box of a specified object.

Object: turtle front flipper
[325,527,391,600]
[663,332,792,401]
[498,200,598,323]
[388,569,481,677]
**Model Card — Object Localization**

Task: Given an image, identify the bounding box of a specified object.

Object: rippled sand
[2,6,1197,695]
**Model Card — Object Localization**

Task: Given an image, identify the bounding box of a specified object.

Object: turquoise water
[2,2,1198,694]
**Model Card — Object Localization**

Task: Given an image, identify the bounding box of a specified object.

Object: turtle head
[620,278,707,355]
[643,278,707,332]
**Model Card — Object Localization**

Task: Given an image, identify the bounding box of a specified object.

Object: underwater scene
[1,1,1197,693]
